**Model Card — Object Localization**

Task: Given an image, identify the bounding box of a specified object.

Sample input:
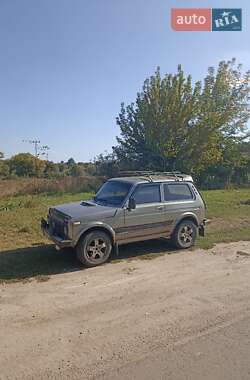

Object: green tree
[67,158,76,167]
[9,153,45,177]
[94,152,119,177]
[114,60,250,184]
[0,159,10,178]
[180,60,250,177]
[58,161,67,175]
[69,164,86,177]
[0,152,9,178]
[114,65,200,170]
[44,161,60,178]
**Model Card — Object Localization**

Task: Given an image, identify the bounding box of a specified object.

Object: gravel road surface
[1,241,250,380]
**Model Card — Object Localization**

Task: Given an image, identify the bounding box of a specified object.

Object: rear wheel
[171,220,197,249]
[76,231,112,267]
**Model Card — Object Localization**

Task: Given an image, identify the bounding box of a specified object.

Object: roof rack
[118,171,193,183]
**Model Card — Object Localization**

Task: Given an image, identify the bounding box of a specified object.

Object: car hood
[53,200,118,220]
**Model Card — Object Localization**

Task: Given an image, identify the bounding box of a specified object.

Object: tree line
[1,59,250,189]
[96,59,250,188]
[0,153,96,179]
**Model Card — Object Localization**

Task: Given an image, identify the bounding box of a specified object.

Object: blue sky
[0,0,249,162]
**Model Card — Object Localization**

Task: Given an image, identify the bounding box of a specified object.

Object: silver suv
[41,172,207,267]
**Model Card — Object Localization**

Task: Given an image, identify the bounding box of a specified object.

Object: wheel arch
[75,223,115,247]
[172,213,199,234]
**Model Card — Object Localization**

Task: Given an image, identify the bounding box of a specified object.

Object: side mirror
[128,197,136,210]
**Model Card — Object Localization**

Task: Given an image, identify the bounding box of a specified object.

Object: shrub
[0,176,103,198]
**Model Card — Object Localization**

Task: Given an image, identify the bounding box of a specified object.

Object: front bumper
[41,218,73,249]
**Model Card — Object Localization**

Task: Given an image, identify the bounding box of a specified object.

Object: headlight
[73,221,81,226]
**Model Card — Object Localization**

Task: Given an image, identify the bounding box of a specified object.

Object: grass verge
[0,189,249,282]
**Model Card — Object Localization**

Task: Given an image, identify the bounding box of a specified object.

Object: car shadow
[0,239,176,282]
[115,238,176,261]
[0,244,81,282]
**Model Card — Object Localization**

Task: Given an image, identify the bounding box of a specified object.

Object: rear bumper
[41,218,73,249]
[198,218,209,237]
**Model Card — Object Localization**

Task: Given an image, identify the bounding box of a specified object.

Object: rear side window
[133,184,161,204]
[164,184,193,201]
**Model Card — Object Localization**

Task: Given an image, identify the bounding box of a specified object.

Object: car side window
[164,184,193,201]
[133,184,161,205]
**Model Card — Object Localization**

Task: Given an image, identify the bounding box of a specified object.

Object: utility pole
[22,140,50,160]
[39,145,50,161]
[22,139,41,157]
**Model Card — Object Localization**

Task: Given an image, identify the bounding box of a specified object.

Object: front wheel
[171,220,197,249]
[76,231,112,267]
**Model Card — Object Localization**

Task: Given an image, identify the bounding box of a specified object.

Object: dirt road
[1,241,250,380]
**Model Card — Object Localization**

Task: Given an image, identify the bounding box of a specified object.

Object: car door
[116,183,166,242]
[162,183,196,232]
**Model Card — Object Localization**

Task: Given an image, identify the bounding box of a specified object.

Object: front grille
[49,208,71,239]
[53,220,65,239]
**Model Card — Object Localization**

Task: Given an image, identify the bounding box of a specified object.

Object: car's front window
[94,180,132,207]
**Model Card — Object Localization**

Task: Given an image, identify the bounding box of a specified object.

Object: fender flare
[173,212,199,231]
[74,222,116,246]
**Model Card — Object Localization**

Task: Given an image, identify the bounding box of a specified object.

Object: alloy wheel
[86,238,107,261]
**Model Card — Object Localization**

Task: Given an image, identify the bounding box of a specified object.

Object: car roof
[109,174,193,185]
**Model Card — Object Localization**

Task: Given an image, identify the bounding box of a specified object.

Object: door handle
[156,206,164,211]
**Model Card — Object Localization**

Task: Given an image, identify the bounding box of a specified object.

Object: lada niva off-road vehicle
[41,172,207,267]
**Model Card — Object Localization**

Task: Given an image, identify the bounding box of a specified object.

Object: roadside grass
[197,189,250,249]
[0,189,249,282]
[0,192,93,252]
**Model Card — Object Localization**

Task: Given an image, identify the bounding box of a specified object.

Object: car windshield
[94,180,132,207]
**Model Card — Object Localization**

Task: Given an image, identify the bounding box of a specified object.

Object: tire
[76,231,112,267]
[171,220,197,249]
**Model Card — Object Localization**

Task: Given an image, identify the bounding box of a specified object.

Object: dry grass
[0,176,102,198]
